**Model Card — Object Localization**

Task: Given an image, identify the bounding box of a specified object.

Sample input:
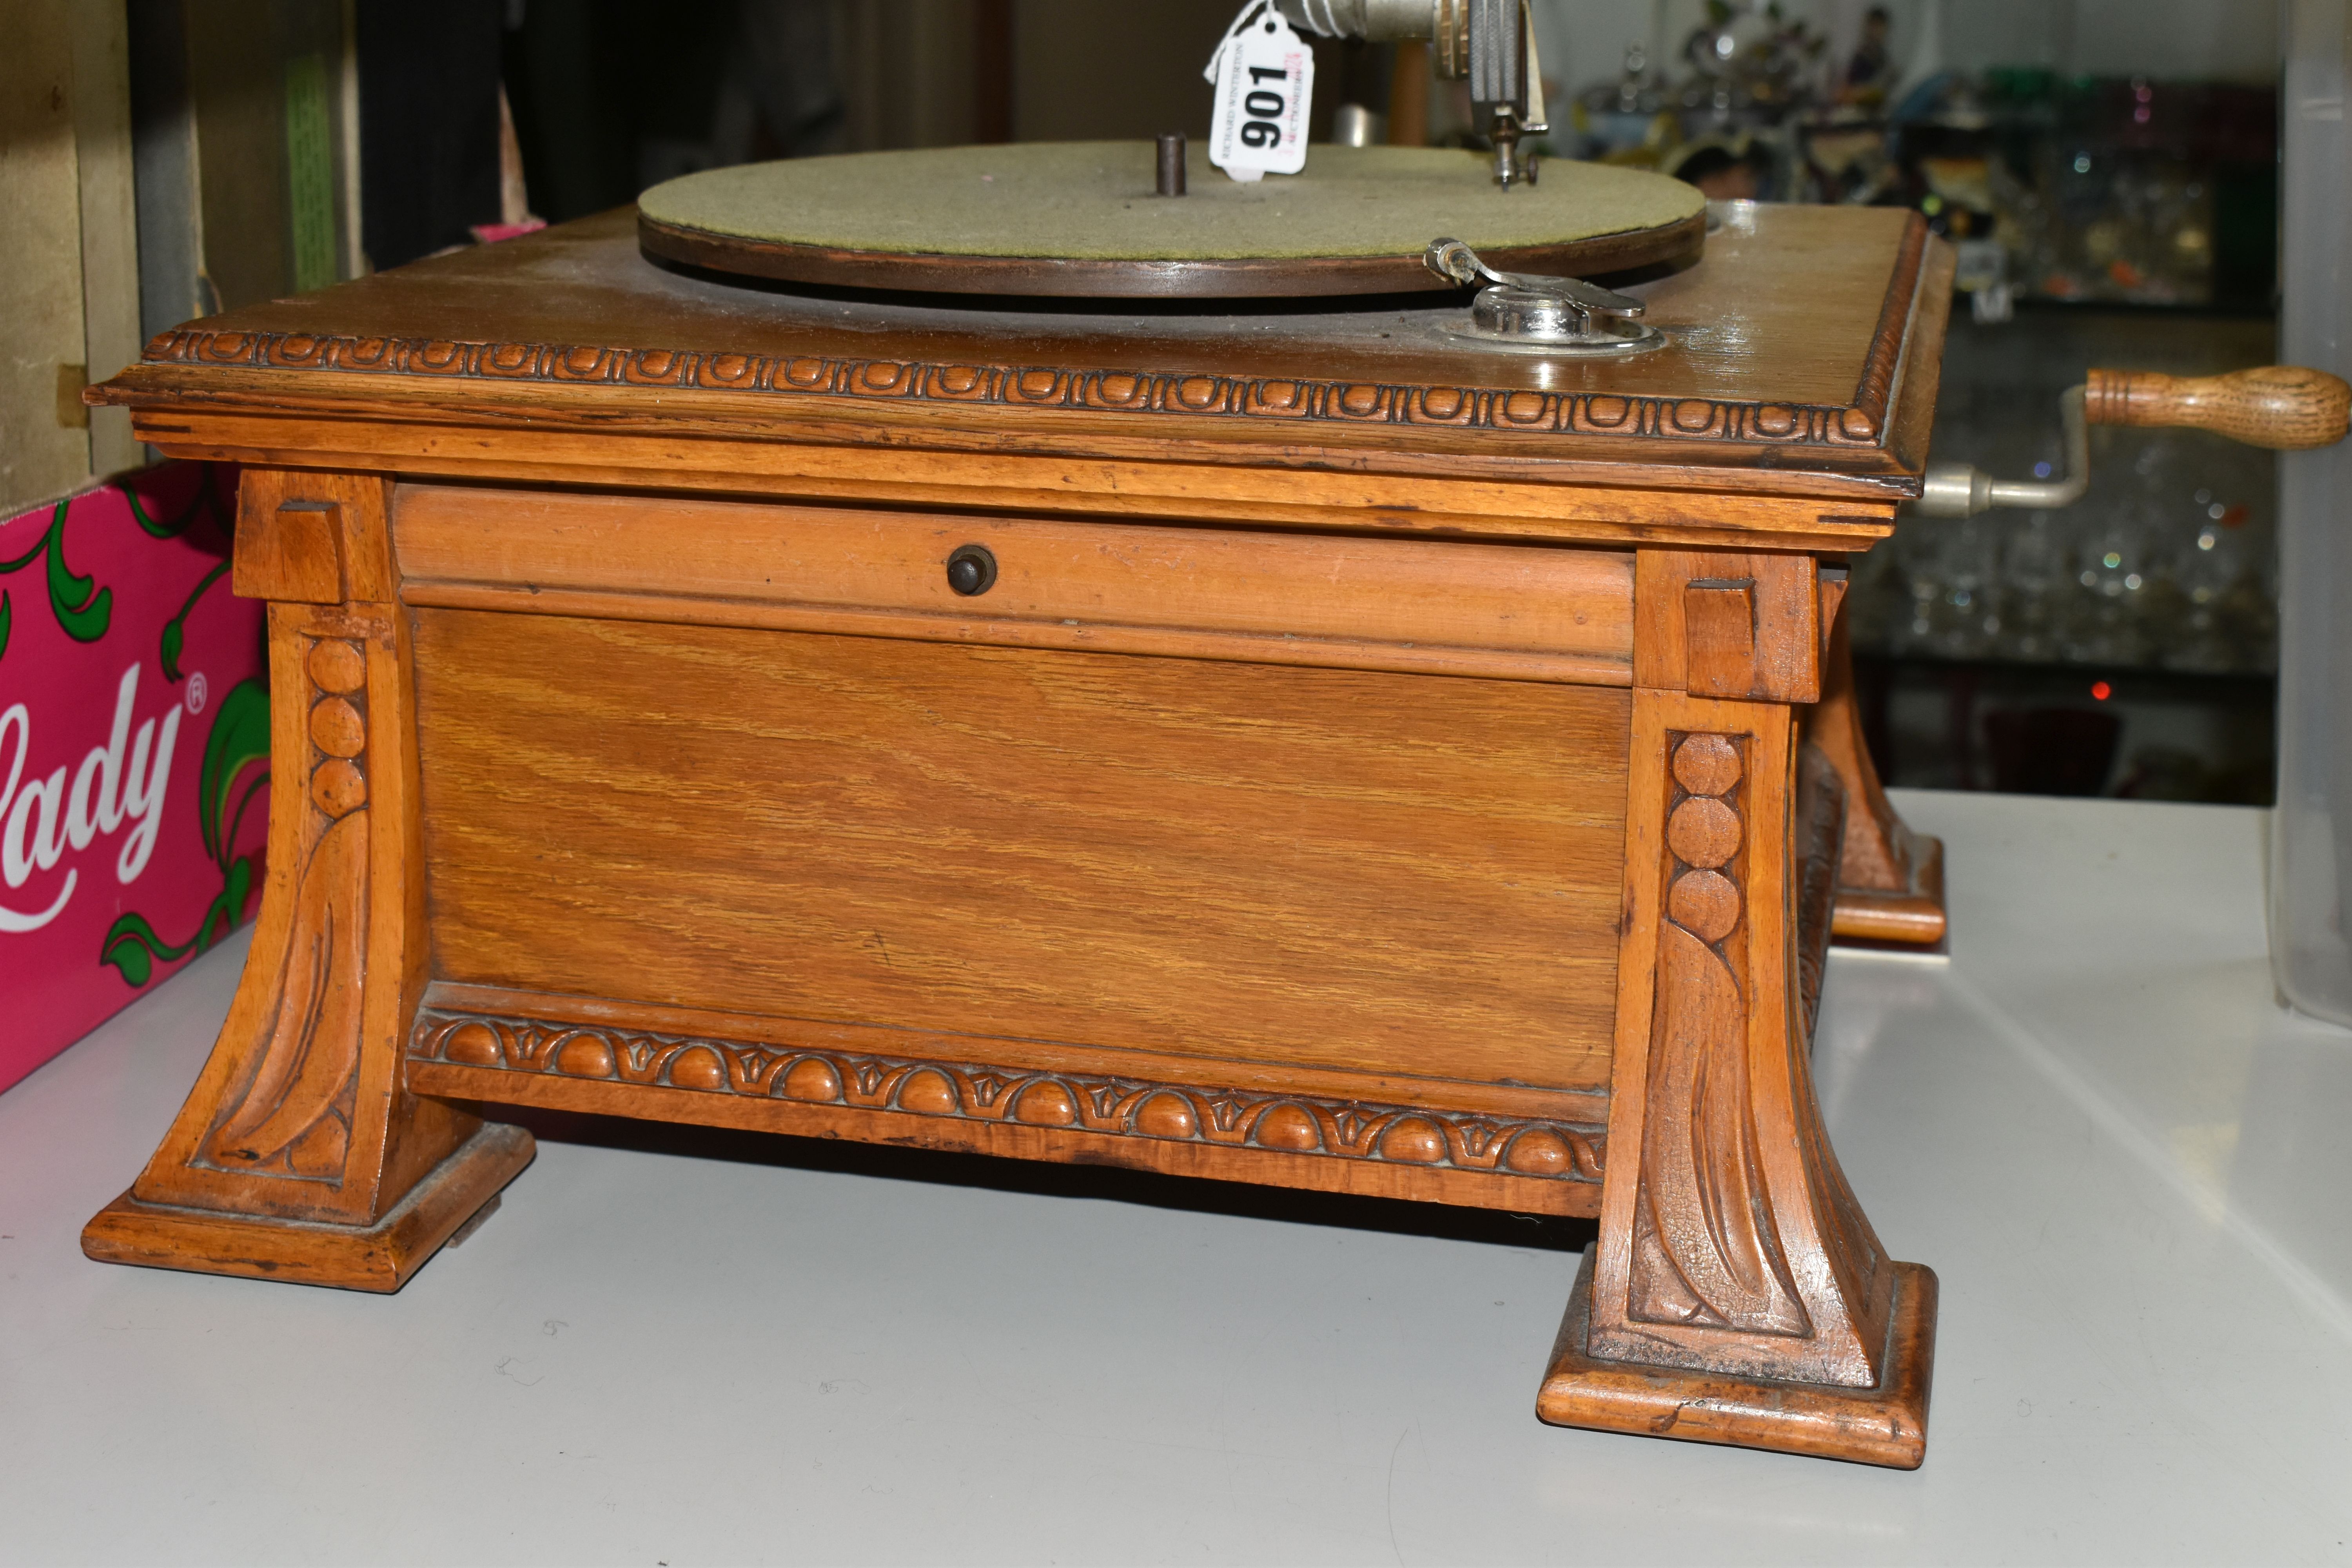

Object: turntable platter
[637,142,1706,298]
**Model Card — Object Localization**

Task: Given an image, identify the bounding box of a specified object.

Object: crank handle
[2084,365,2350,450]
[1916,387,2090,518]
[1915,365,2351,519]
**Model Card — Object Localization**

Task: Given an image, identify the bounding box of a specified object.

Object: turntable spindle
[1156,132,1187,197]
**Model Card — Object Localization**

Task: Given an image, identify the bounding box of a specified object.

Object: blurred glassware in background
[1546,4,2283,811]
[1848,314,2279,680]
[1556,13,2276,315]
[2270,0,2352,1026]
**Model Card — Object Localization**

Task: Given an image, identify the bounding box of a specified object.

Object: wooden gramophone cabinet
[84,200,1954,1466]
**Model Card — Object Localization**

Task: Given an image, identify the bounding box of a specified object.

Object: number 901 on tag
[1207,6,1314,181]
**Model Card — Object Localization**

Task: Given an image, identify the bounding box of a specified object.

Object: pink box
[0,464,269,1095]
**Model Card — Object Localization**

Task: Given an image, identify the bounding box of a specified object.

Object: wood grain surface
[120,470,477,1228]
[1537,1245,1937,1467]
[1828,839,1949,947]
[407,1057,1598,1216]
[131,405,1899,552]
[411,612,1630,1096]
[1584,690,1902,1390]
[401,994,1610,1215]
[1882,232,1958,475]
[74,172,1960,1459]
[412,982,1610,1123]
[392,483,1637,686]
[95,205,1939,494]
[1633,548,1821,702]
[2086,364,2352,450]
[232,497,343,603]
[1794,743,1847,1039]
[78,157,1960,1459]
[83,1124,535,1292]
[1803,610,1949,946]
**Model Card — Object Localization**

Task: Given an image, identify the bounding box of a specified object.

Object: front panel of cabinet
[390,484,1639,687]
[409,609,1630,1099]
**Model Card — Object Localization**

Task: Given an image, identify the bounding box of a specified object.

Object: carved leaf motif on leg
[201,813,368,1172]
[1631,922,1809,1334]
[196,637,372,1181]
[1628,732,1808,1336]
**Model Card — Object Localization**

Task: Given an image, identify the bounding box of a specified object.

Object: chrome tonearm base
[1423,238,1665,354]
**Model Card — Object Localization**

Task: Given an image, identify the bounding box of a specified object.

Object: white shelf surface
[4,790,2350,1564]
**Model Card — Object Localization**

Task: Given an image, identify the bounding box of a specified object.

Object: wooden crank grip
[2084,365,2352,450]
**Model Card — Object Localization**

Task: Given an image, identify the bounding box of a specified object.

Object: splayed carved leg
[1537,691,1938,1467]
[1805,611,1947,948]
[82,472,531,1292]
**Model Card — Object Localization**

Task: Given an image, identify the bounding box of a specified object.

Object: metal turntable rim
[636,142,1707,300]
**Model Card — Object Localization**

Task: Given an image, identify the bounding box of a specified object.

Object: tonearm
[1275,0,1548,190]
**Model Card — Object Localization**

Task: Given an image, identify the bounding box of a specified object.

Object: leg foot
[82,1123,535,1292]
[1828,832,1949,951]
[1579,691,1938,1463]
[1537,1246,1939,1468]
[84,474,512,1289]
[1805,606,1949,948]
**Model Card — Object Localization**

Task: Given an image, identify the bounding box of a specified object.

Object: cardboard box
[0,463,267,1094]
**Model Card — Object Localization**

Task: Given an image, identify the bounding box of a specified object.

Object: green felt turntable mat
[636,142,1706,298]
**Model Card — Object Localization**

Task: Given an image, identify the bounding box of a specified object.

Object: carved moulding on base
[406,1010,1606,1185]
[1574,693,1921,1417]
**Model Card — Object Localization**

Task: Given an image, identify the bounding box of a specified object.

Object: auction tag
[1203,3,1314,183]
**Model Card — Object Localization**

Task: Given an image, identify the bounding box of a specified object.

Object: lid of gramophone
[636,142,1706,298]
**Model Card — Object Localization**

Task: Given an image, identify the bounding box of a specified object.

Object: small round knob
[945,544,997,596]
